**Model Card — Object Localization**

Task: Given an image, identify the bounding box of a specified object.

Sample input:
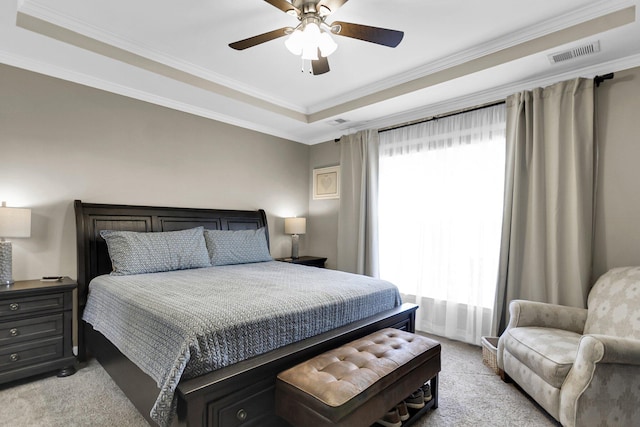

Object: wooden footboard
[86,303,417,426]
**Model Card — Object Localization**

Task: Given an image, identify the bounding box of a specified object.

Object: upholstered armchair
[497,266,640,427]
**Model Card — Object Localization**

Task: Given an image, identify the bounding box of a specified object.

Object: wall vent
[548,41,600,64]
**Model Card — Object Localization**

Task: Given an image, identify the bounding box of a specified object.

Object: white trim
[16,1,306,114]
[0,50,306,143]
[307,0,636,113]
[17,0,634,116]
[341,53,640,137]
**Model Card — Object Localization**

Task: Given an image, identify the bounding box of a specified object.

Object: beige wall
[0,64,310,282]
[593,65,640,280]
[2,62,638,285]
[308,141,341,269]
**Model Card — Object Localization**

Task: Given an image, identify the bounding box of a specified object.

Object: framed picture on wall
[313,165,340,200]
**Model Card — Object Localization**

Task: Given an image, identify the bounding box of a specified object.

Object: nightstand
[0,277,77,384]
[275,256,327,268]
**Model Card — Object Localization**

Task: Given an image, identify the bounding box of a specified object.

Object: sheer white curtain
[378,104,506,344]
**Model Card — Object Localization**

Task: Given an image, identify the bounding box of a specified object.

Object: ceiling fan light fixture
[229,1,405,75]
[318,31,337,57]
[319,5,331,16]
[302,44,319,60]
[303,21,321,39]
[285,21,336,60]
[285,28,304,55]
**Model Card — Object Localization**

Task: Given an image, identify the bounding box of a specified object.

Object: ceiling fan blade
[312,52,330,75]
[229,27,291,50]
[331,21,404,47]
[263,0,300,14]
[317,0,349,15]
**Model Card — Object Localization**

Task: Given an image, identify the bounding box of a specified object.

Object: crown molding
[8,0,639,146]
[4,48,640,147]
[18,0,635,119]
[308,0,636,113]
[16,0,307,115]
[307,4,636,123]
[339,52,640,138]
[0,49,305,143]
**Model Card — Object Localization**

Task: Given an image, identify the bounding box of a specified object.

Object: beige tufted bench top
[276,328,441,427]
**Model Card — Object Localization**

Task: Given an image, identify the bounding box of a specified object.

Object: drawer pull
[10,353,19,362]
[9,328,19,337]
[9,303,20,311]
[236,408,247,421]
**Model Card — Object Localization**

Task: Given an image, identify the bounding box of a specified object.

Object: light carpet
[0,334,559,426]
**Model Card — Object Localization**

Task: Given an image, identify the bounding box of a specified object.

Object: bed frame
[74,200,418,427]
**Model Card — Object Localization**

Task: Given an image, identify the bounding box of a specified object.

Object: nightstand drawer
[0,293,65,318]
[0,336,63,373]
[0,314,64,345]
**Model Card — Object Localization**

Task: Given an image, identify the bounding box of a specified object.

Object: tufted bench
[275,328,441,427]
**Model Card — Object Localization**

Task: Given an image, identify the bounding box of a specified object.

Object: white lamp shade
[318,32,337,57]
[284,217,306,235]
[301,44,319,60]
[0,206,32,238]
[285,29,304,55]
[285,21,337,61]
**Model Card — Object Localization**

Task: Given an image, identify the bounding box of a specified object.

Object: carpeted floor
[416,333,558,427]
[0,333,559,427]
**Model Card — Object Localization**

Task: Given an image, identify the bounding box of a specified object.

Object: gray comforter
[82,261,401,426]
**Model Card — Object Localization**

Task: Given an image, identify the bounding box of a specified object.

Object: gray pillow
[100,226,211,276]
[204,228,272,266]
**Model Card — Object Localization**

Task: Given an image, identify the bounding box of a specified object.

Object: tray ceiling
[2,0,639,144]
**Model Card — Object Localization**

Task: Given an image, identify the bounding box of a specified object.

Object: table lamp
[0,202,32,285]
[284,217,306,259]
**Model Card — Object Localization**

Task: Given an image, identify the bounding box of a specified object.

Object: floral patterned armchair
[497,267,640,427]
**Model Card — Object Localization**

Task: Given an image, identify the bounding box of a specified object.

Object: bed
[74,200,418,427]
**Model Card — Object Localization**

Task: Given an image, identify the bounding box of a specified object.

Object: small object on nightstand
[0,277,77,384]
[275,256,327,268]
[41,276,63,282]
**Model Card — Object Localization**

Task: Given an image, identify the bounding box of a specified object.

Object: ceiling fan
[228,0,404,75]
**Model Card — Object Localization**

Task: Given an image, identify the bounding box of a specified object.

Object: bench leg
[431,374,439,409]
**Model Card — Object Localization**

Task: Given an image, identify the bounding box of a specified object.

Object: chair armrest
[497,300,587,370]
[506,300,587,333]
[583,334,640,365]
[560,335,640,426]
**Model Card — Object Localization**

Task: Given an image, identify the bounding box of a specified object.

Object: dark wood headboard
[74,200,268,310]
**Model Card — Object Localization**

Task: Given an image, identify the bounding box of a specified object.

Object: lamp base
[0,240,14,286]
[291,234,300,259]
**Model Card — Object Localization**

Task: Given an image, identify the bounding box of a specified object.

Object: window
[378,104,506,344]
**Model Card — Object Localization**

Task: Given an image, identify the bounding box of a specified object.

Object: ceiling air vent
[548,41,600,64]
[326,118,349,126]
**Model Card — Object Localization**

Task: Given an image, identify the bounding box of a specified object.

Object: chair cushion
[503,327,581,388]
[584,266,640,339]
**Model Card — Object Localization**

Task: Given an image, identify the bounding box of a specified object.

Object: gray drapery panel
[337,129,380,277]
[493,78,596,335]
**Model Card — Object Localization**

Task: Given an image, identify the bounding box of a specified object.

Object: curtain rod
[335,73,614,140]
[594,72,614,87]
[378,99,506,134]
